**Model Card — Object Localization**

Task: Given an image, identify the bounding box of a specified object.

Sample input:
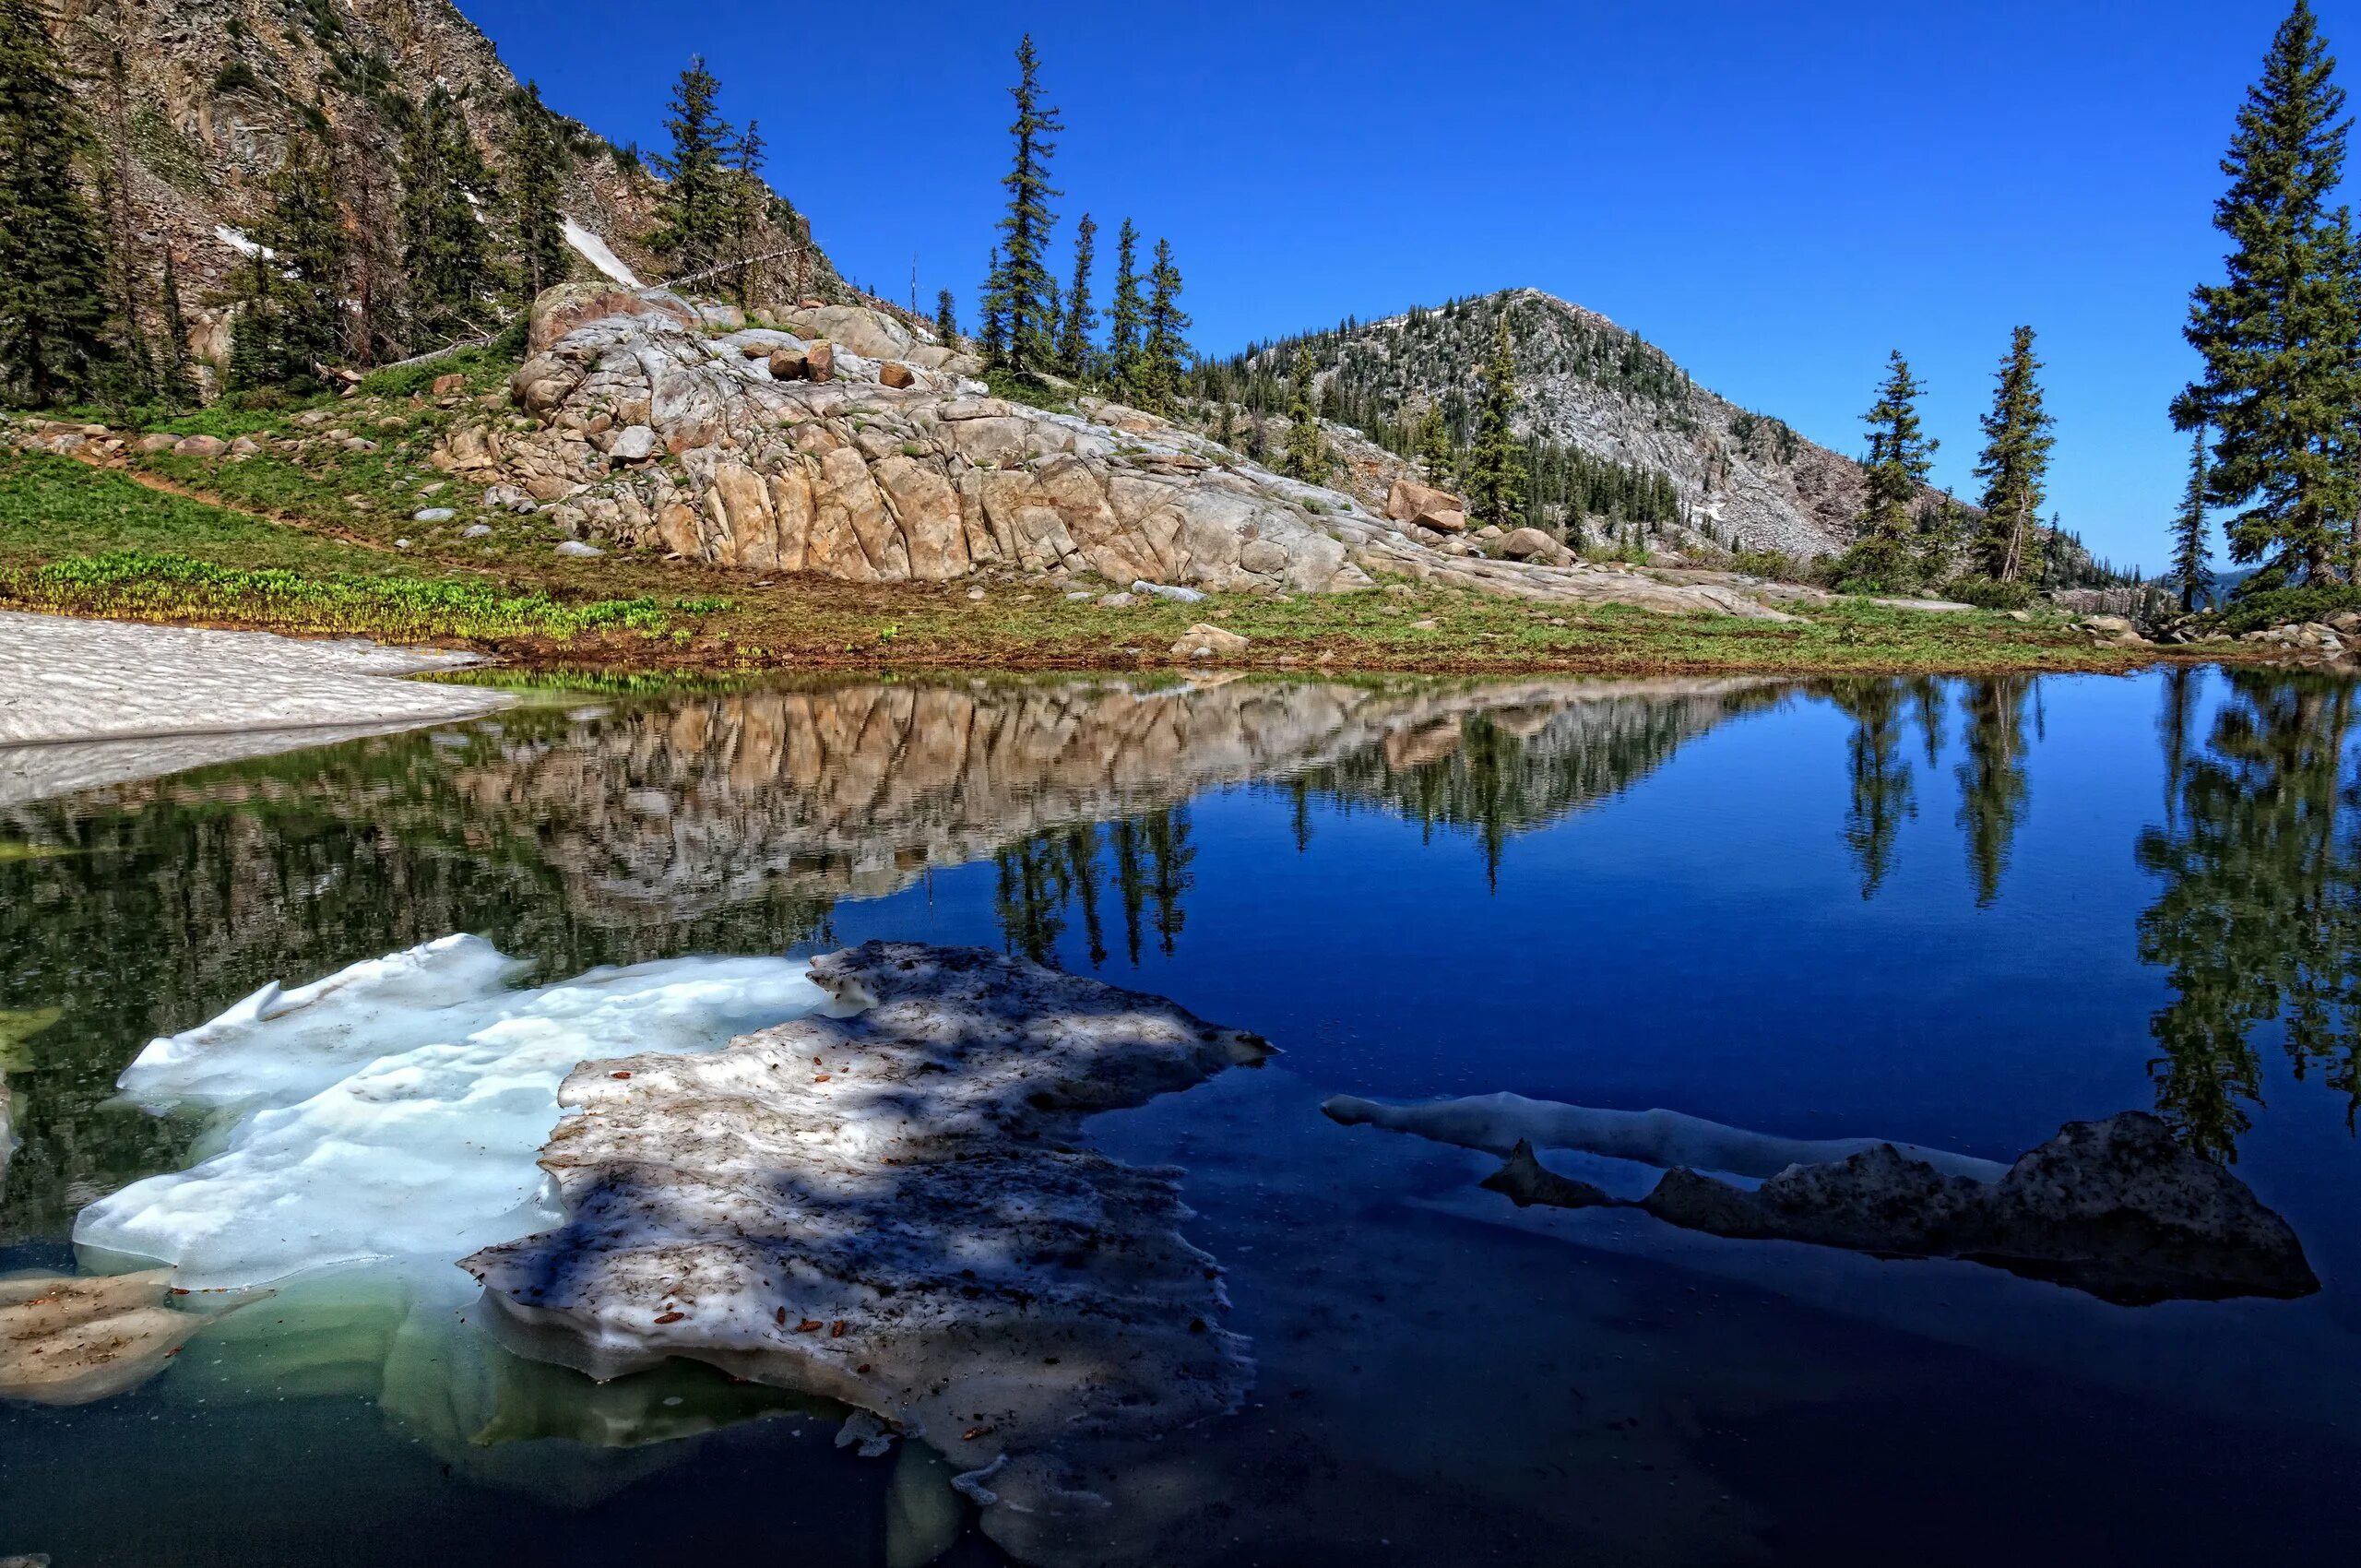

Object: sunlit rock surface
[74,935,825,1289]
[1329,1094,2318,1305]
[464,942,1271,1562]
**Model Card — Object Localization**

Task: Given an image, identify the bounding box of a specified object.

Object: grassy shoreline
[0,444,2218,680]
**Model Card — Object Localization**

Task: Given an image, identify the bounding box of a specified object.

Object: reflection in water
[1830,680,1917,898]
[2140,670,2361,1161]
[1956,674,2035,908]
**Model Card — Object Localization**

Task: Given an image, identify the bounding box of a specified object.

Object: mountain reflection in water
[6,668,2361,1565]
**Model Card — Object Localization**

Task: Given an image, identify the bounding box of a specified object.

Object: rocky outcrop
[448,288,1798,615]
[463,942,1271,1563]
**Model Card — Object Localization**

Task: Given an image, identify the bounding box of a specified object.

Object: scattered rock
[607,424,659,463]
[555,540,605,557]
[1133,580,1208,604]
[1500,528,1560,562]
[432,372,466,398]
[411,507,456,523]
[1097,592,1135,609]
[1384,477,1468,533]
[1171,623,1250,659]
[805,340,836,384]
[462,523,492,539]
[172,434,227,457]
[878,361,917,389]
[135,433,177,454]
[767,346,808,381]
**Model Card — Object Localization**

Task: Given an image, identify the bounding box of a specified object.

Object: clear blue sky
[463,0,2348,573]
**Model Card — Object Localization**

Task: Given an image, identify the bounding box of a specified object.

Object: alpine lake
[3,666,2357,1566]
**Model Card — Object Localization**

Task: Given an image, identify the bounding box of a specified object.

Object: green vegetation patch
[0,551,671,642]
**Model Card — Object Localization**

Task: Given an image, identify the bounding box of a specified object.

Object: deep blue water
[3,668,2355,1564]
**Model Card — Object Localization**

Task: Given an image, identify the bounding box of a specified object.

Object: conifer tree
[1415,403,1455,486]
[510,82,570,299]
[401,86,494,340]
[1917,493,1968,584]
[650,56,732,276]
[235,133,347,388]
[95,48,153,404]
[722,120,770,303]
[1136,236,1191,413]
[1282,346,1327,481]
[1463,313,1526,526]
[2171,414,2215,612]
[338,123,404,366]
[979,247,1007,364]
[1972,326,2056,583]
[0,0,114,405]
[2185,1,2360,582]
[934,287,959,344]
[984,35,1062,374]
[1847,350,1937,588]
[1055,211,1097,379]
[158,244,198,404]
[1106,218,1144,395]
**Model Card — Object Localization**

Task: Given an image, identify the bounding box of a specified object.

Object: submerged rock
[463,942,1273,1558]
[1331,1095,2318,1305]
[0,1269,243,1406]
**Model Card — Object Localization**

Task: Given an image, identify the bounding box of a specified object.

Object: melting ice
[74,934,825,1289]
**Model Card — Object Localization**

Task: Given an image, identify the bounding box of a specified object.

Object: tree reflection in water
[2140,668,2361,1161]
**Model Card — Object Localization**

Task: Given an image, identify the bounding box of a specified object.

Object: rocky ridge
[449,285,1797,616]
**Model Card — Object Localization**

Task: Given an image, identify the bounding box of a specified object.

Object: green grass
[0,450,392,573]
[2,551,674,641]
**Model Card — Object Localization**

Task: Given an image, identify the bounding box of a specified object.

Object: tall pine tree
[1463,313,1525,527]
[1972,326,2057,583]
[978,246,1006,364]
[2171,402,2215,612]
[2185,1,2360,583]
[400,86,495,340]
[510,82,570,299]
[1106,218,1144,397]
[233,133,346,389]
[934,287,959,344]
[650,57,732,277]
[723,120,769,304]
[1847,350,1937,588]
[1136,236,1190,413]
[1415,403,1455,487]
[0,0,113,406]
[1055,211,1097,379]
[158,244,198,404]
[1282,346,1327,481]
[984,35,1062,374]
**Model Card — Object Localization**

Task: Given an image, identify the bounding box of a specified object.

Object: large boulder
[527,281,699,355]
[773,303,915,361]
[1385,477,1467,532]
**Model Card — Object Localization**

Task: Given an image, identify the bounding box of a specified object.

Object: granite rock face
[444,288,1799,616]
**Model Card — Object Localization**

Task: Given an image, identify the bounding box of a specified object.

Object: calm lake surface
[3,668,2357,1564]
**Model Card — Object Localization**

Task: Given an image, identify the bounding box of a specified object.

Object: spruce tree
[400,86,494,341]
[158,244,198,404]
[95,48,153,405]
[2171,416,2215,612]
[1415,403,1456,487]
[650,56,732,277]
[1106,218,1144,396]
[1136,237,1190,413]
[1972,326,2056,583]
[237,133,347,387]
[1847,350,1937,588]
[338,123,404,366]
[0,0,114,406]
[1282,346,1327,481]
[979,247,1007,364]
[510,82,570,299]
[723,120,769,303]
[1055,211,1097,379]
[934,287,959,344]
[986,35,1062,374]
[1463,313,1526,526]
[2185,0,2359,582]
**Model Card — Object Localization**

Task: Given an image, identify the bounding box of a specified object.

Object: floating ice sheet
[75,934,825,1289]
